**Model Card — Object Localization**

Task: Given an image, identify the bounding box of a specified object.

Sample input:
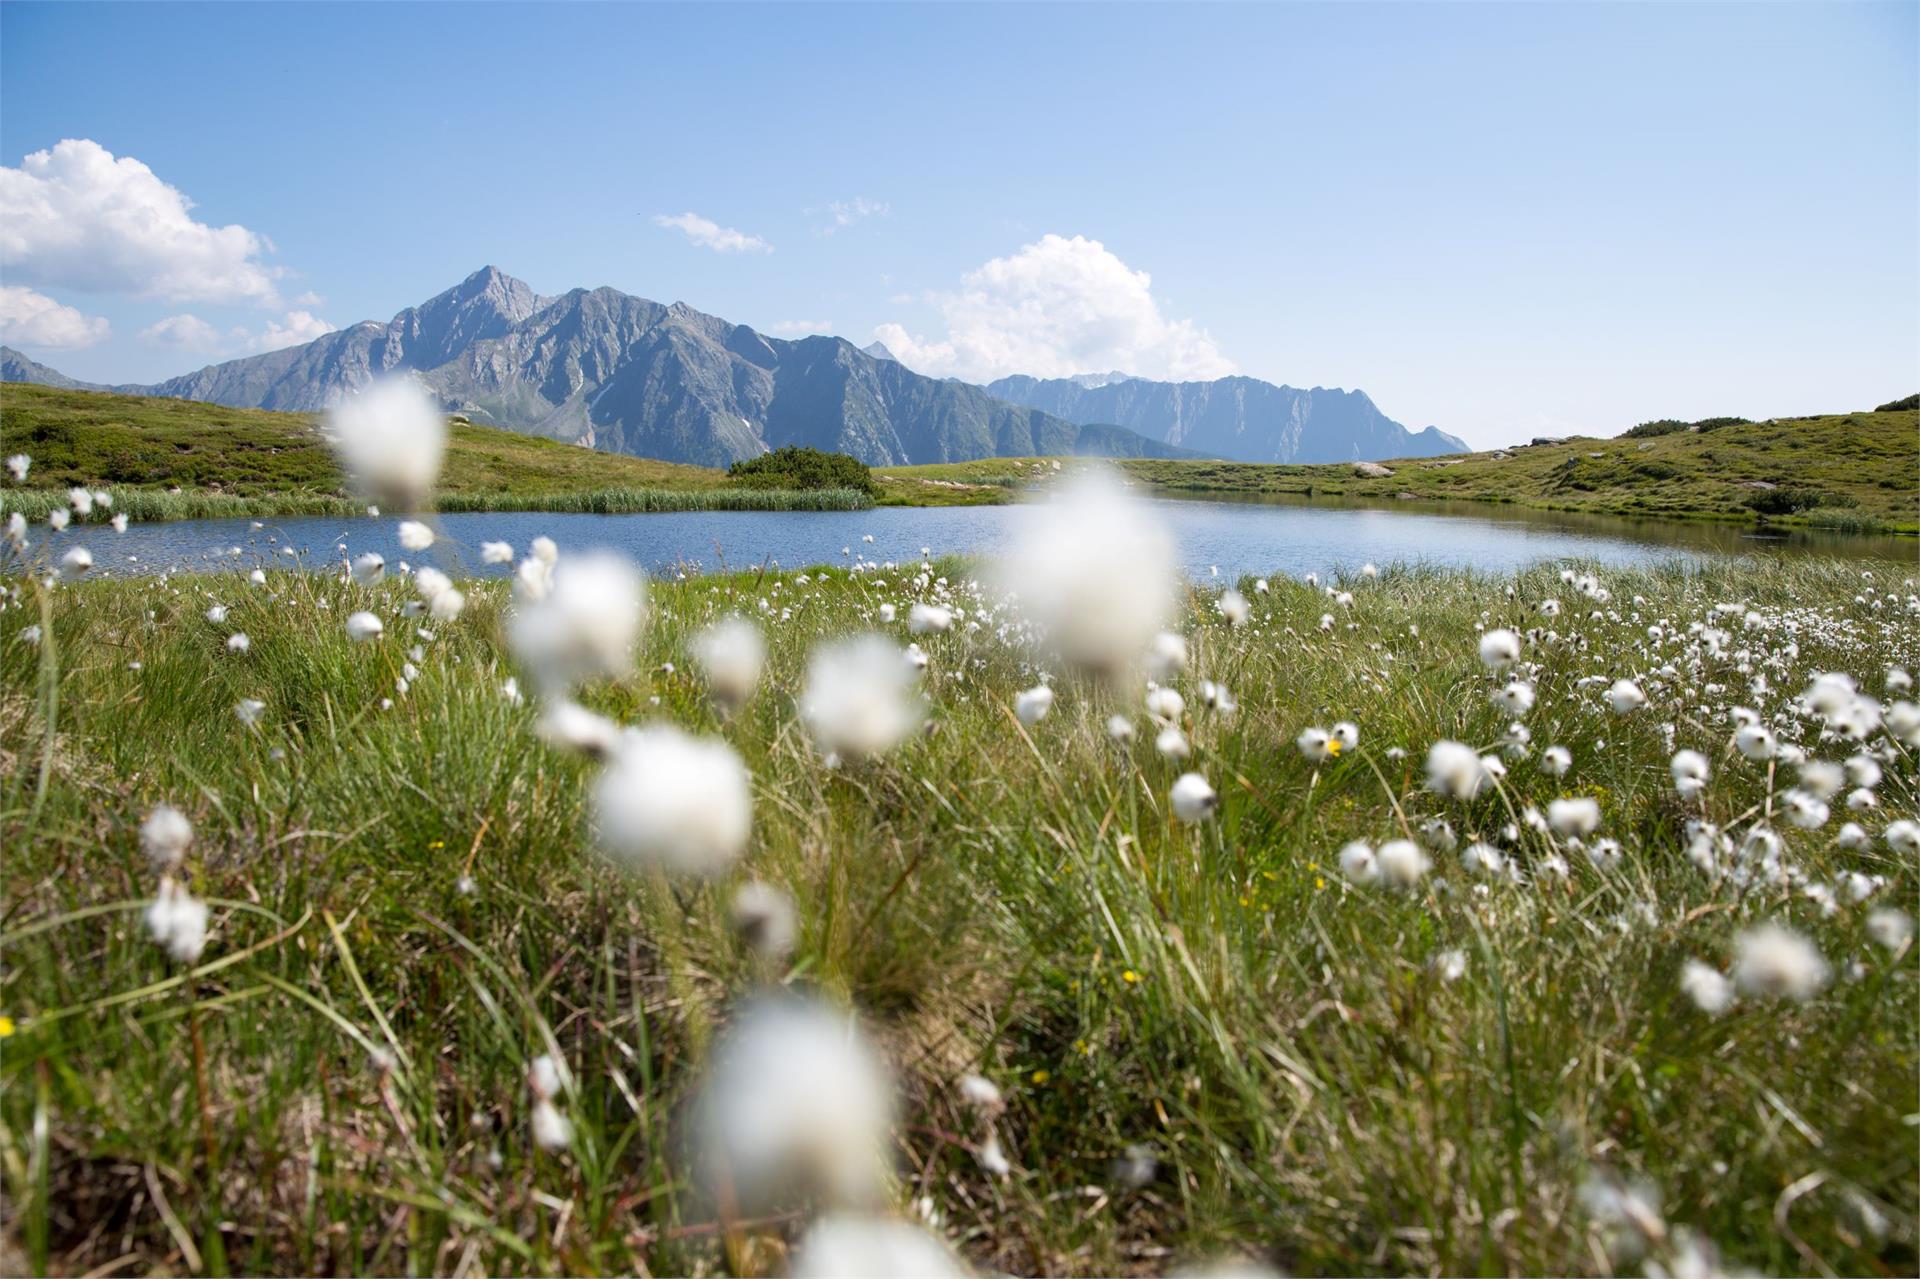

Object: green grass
[2,540,1915,1275]
[0,384,871,516]
[881,409,1920,532]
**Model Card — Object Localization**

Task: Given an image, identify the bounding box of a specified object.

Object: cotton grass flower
[991,469,1176,678]
[326,377,447,509]
[345,611,384,642]
[1425,740,1493,801]
[1867,908,1912,952]
[1377,839,1431,888]
[4,454,27,481]
[731,880,798,961]
[1170,773,1217,824]
[111,512,128,533]
[145,879,210,964]
[908,602,952,634]
[1106,714,1135,744]
[1155,726,1190,759]
[140,804,193,870]
[801,635,925,759]
[1146,686,1184,723]
[1734,723,1777,761]
[1145,631,1188,681]
[592,725,752,878]
[509,551,647,693]
[1669,749,1710,800]
[480,540,514,565]
[691,616,765,712]
[693,995,895,1211]
[1541,745,1572,776]
[226,633,251,653]
[536,700,623,757]
[1731,924,1829,1001]
[1680,960,1734,1015]
[791,1215,966,1279]
[396,519,434,552]
[1331,721,1359,752]
[1015,684,1054,726]
[1606,679,1647,714]
[1478,629,1521,669]
[1338,841,1379,885]
[1296,727,1336,762]
[350,552,385,586]
[1216,589,1250,627]
[1492,679,1535,717]
[58,546,92,578]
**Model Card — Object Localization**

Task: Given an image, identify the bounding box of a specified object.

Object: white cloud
[874,234,1234,384]
[770,318,833,335]
[254,309,334,351]
[0,285,110,349]
[140,313,226,352]
[653,211,772,254]
[0,138,284,305]
[819,197,888,235]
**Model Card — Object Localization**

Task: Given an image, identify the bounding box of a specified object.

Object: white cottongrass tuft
[1731,924,1829,1001]
[1296,727,1335,762]
[1540,745,1572,776]
[345,611,384,642]
[1867,908,1912,952]
[1170,773,1217,824]
[536,700,623,758]
[145,879,210,964]
[326,377,447,508]
[1331,721,1359,752]
[397,519,435,552]
[1145,631,1188,681]
[694,995,895,1211]
[1669,749,1710,800]
[1146,686,1185,723]
[1605,679,1647,714]
[5,454,28,481]
[1679,960,1734,1015]
[791,1215,967,1279]
[1106,714,1135,744]
[1478,629,1521,669]
[592,725,752,878]
[140,804,193,870]
[1546,796,1601,838]
[1377,839,1431,888]
[508,552,648,693]
[691,616,765,712]
[908,602,952,634]
[801,634,925,759]
[226,633,251,653]
[1015,684,1054,726]
[350,552,386,586]
[1734,722,1777,761]
[58,546,92,578]
[480,540,514,565]
[1425,740,1494,801]
[1338,840,1378,885]
[1216,589,1250,627]
[991,469,1177,677]
[1884,819,1919,856]
[1492,679,1534,717]
[731,880,799,960]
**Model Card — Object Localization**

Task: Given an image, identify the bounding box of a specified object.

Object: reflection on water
[28,493,1917,583]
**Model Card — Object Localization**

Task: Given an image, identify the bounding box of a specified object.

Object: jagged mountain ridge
[986,373,1467,464]
[0,269,1199,468]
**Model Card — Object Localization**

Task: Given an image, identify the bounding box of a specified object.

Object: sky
[1,1,1914,449]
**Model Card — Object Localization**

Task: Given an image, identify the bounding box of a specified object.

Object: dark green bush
[726,446,878,496]
[1874,393,1917,412]
[1743,486,1844,516]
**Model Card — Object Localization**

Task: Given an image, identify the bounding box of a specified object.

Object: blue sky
[2,1,1914,447]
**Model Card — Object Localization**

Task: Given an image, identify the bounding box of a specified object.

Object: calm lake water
[45,495,1917,581]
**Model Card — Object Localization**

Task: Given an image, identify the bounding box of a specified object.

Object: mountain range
[0,266,1464,468]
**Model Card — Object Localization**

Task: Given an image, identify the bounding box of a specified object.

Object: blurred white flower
[58,546,92,579]
[110,512,129,533]
[67,487,93,516]
[694,995,895,1211]
[1015,684,1054,726]
[326,377,447,508]
[1680,960,1734,1015]
[144,878,209,964]
[480,540,514,565]
[1669,749,1709,800]
[1732,924,1829,1001]
[1155,726,1190,759]
[536,700,623,758]
[791,1215,966,1279]
[692,616,765,712]
[1378,839,1431,888]
[1734,723,1776,761]
[396,520,434,552]
[531,1099,573,1151]
[1106,714,1135,744]
[4,454,27,481]
[592,724,752,878]
[1478,629,1521,669]
[1867,908,1912,952]
[1296,727,1335,762]
[350,552,386,586]
[226,633,251,653]
[908,602,952,634]
[235,697,266,724]
[1146,687,1185,723]
[1425,740,1492,801]
[731,880,798,960]
[802,634,925,759]
[509,552,648,693]
[1170,772,1217,824]
[1492,679,1534,717]
[1884,820,1919,856]
[1338,840,1378,885]
[1216,589,1250,627]
[345,611,384,642]
[140,804,193,870]
[991,470,1176,677]
[1541,745,1572,776]
[1145,631,1188,681]
[1606,679,1647,714]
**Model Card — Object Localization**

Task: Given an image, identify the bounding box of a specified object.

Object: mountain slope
[986,373,1467,464]
[0,269,1191,469]
[2,345,110,392]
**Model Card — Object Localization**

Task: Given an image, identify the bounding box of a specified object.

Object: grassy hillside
[0,384,868,517]
[881,408,1919,532]
[2,553,1915,1276]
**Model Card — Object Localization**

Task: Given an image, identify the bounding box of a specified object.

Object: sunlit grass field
[2,541,1916,1275]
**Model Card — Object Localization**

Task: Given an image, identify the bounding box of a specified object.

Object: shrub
[1874,393,1918,412]
[727,446,878,496]
[1743,487,1839,517]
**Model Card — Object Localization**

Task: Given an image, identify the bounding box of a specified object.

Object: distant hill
[2,345,107,392]
[986,372,1468,464]
[0,269,1195,469]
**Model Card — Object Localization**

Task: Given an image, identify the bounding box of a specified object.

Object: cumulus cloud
[819,196,888,235]
[874,234,1235,384]
[0,138,284,305]
[0,285,110,349]
[653,212,772,254]
[139,309,334,357]
[255,310,334,351]
[770,318,833,335]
